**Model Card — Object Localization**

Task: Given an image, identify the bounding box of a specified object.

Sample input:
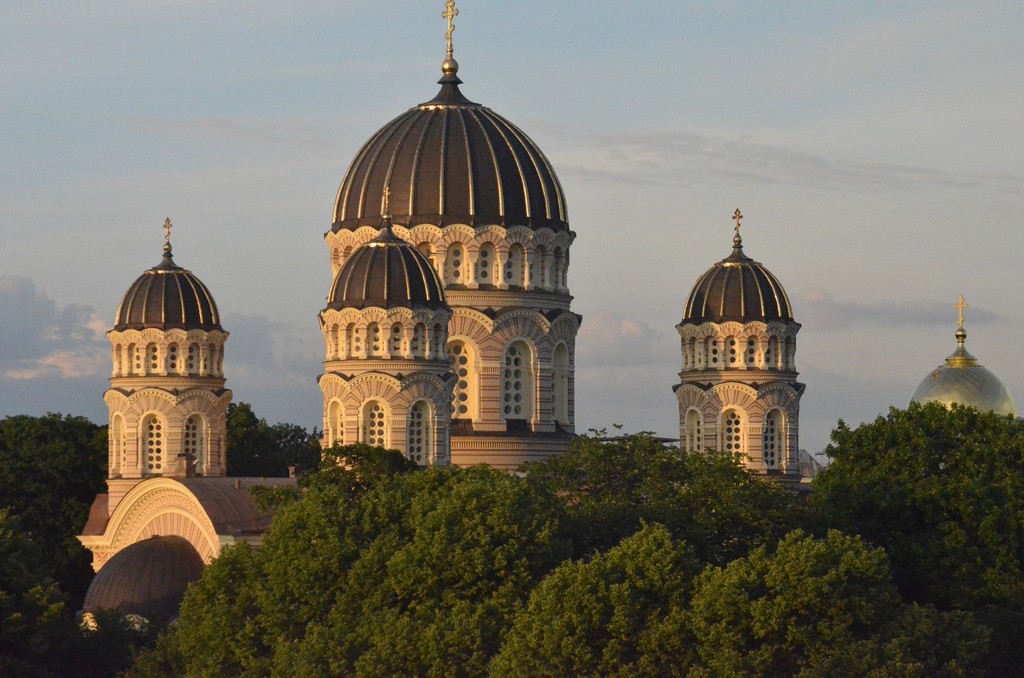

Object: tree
[526,432,802,565]
[491,523,700,677]
[0,413,106,604]
[686,529,988,677]
[0,509,73,677]
[811,403,1024,674]
[225,402,321,477]
[133,456,570,677]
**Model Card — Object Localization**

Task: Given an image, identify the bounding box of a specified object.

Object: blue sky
[2,2,1022,453]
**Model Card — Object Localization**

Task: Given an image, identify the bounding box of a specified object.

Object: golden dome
[331,60,568,233]
[911,321,1018,417]
[681,217,794,325]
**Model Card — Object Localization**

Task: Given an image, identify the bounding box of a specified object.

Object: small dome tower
[674,211,804,476]
[104,219,231,510]
[319,203,454,465]
[911,296,1017,417]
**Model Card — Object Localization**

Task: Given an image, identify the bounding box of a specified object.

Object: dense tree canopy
[812,403,1024,674]
[525,432,802,564]
[0,413,105,604]
[226,402,321,477]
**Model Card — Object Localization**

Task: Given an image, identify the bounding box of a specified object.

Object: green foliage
[526,432,802,564]
[812,403,1024,673]
[491,523,700,677]
[226,402,321,477]
[687,529,988,677]
[0,413,105,604]
[0,509,73,677]
[135,459,569,677]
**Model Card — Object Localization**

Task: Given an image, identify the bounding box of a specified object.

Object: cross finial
[733,209,743,235]
[163,217,173,254]
[954,294,969,330]
[442,0,459,58]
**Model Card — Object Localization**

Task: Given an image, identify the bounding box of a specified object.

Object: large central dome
[332,60,568,233]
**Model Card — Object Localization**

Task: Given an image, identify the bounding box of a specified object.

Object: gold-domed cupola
[332,54,567,234]
[674,210,804,479]
[681,214,793,325]
[911,296,1017,417]
[326,215,447,312]
[114,221,221,332]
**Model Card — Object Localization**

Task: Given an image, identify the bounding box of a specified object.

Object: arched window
[762,409,783,470]
[327,400,344,446]
[183,414,204,474]
[215,345,224,376]
[141,414,164,474]
[505,244,525,287]
[684,409,703,452]
[502,341,535,420]
[448,340,477,419]
[432,323,445,358]
[744,337,757,368]
[411,323,426,358]
[389,323,403,356]
[446,244,464,285]
[552,344,570,425]
[342,245,353,268]
[362,401,387,447]
[476,243,495,285]
[537,246,549,289]
[765,336,777,369]
[146,343,159,375]
[110,414,125,474]
[721,409,745,456]
[708,339,720,368]
[166,343,179,374]
[186,343,198,373]
[347,323,358,357]
[332,324,342,359]
[726,337,739,366]
[553,247,564,290]
[366,323,382,357]
[406,400,432,465]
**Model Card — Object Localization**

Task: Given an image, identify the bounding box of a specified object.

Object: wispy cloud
[131,116,335,150]
[543,127,1020,193]
[797,288,1000,332]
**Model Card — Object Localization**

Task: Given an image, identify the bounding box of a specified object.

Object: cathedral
[75,3,1015,624]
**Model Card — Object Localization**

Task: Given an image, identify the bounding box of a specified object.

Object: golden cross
[381,186,391,214]
[442,0,459,57]
[954,294,969,330]
[164,217,173,246]
[733,209,743,236]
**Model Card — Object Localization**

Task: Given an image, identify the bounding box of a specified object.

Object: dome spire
[443,0,459,61]
[947,294,977,367]
[732,208,743,248]
[163,217,173,255]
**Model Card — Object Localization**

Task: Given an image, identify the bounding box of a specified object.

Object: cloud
[797,288,1000,332]
[0,276,107,382]
[131,116,335,150]
[543,127,1021,193]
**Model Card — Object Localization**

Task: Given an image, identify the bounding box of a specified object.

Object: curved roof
[911,331,1018,417]
[114,247,222,331]
[326,222,447,311]
[82,535,204,625]
[332,62,568,233]
[682,238,794,325]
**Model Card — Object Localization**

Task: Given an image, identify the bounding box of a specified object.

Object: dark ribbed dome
[327,222,447,311]
[82,536,204,625]
[332,64,568,233]
[682,238,794,325]
[115,247,221,331]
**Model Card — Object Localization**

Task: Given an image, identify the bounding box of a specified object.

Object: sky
[2,1,1022,454]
